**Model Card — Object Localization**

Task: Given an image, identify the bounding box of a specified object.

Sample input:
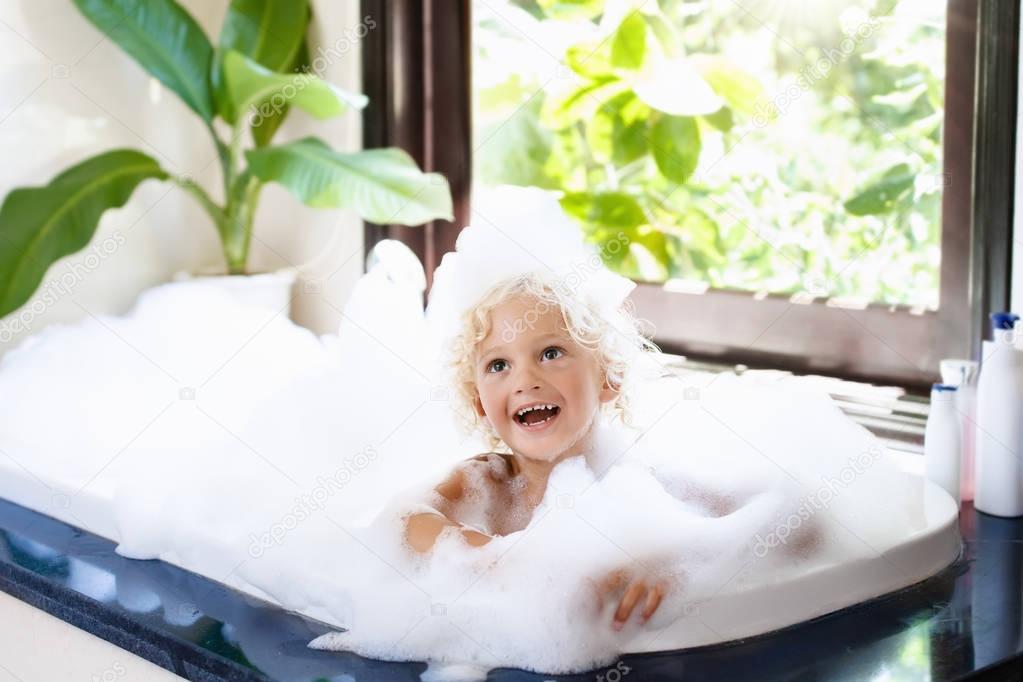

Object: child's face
[473,295,615,462]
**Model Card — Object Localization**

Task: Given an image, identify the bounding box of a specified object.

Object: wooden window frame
[360,0,472,291]
[361,0,1017,391]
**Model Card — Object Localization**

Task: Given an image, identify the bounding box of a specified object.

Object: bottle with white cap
[925,383,961,505]
[974,312,1023,518]
[939,359,979,500]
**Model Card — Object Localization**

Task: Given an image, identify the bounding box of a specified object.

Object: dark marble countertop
[0,495,1020,681]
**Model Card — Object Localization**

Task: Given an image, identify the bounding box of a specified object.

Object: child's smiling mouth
[513,402,561,431]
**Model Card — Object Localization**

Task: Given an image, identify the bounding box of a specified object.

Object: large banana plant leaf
[0,151,166,318]
[251,41,310,147]
[213,0,310,137]
[221,50,367,127]
[220,0,308,71]
[246,137,453,225]
[73,0,215,122]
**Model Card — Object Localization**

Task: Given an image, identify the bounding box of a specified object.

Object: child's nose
[513,366,542,393]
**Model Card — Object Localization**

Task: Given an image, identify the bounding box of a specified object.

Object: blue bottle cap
[991,312,1020,330]
[932,383,958,392]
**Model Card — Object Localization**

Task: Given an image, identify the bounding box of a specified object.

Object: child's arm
[405,509,493,552]
[404,462,496,553]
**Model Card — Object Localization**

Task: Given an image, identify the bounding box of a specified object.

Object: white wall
[0,0,365,358]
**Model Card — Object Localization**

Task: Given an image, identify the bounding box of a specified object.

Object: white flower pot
[170,269,298,315]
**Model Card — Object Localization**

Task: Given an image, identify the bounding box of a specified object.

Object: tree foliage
[474,0,945,308]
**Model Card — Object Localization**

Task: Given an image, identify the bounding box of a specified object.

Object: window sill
[661,353,929,453]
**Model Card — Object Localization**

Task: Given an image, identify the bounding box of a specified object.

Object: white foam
[0,192,958,678]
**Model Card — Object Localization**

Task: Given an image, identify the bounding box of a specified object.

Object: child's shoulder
[434,452,515,502]
[463,451,515,479]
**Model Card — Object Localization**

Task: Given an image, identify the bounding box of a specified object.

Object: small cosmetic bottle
[925,383,961,506]
[974,312,1023,518]
[939,359,979,501]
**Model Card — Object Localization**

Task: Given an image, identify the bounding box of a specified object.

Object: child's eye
[541,347,564,361]
[487,359,508,373]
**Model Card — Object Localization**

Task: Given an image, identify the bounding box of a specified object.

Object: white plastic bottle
[925,384,961,506]
[974,312,1023,518]
[939,359,979,501]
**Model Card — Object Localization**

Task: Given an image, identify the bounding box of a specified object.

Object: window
[361,0,1016,389]
[476,1,946,306]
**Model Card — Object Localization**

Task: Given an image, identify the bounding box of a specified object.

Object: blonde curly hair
[448,270,660,451]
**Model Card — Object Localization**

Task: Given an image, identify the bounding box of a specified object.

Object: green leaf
[541,76,625,130]
[610,12,647,70]
[545,127,588,189]
[0,150,167,318]
[844,163,915,216]
[703,106,734,132]
[613,94,651,164]
[631,226,671,276]
[587,92,650,165]
[651,115,701,183]
[245,137,453,225]
[213,0,310,129]
[72,0,215,122]
[560,191,646,229]
[586,106,615,163]
[690,55,765,116]
[565,42,613,79]
[476,97,558,190]
[251,40,310,147]
[220,0,308,71]
[537,0,604,21]
[582,225,632,268]
[222,50,367,126]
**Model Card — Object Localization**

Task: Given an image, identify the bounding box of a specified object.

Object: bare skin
[404,453,538,551]
[404,295,669,630]
[404,453,668,630]
[589,568,668,630]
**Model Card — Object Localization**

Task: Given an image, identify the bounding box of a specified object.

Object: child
[403,270,667,630]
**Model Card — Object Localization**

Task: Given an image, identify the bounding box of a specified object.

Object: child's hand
[590,568,669,631]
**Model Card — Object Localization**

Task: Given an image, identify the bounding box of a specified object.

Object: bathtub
[0,440,961,660]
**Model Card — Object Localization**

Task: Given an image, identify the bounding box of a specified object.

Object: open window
[361,0,1017,390]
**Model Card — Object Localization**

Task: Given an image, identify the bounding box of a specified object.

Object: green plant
[0,0,453,319]
[475,0,944,308]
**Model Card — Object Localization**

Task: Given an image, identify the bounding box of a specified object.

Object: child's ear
[598,375,618,404]
[474,394,494,430]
